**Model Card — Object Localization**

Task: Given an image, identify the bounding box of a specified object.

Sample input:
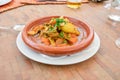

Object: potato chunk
[61,23,80,35]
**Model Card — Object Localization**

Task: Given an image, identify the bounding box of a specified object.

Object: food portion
[27,16,80,47]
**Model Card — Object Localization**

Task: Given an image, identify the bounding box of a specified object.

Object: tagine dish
[22,16,94,56]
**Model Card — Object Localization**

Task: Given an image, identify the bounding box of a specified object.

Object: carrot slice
[49,19,56,25]
[27,31,36,35]
[69,37,78,44]
[41,37,50,45]
[57,43,68,47]
[33,25,44,32]
[55,38,64,45]
[70,33,77,38]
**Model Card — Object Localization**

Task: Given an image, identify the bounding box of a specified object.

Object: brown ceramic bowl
[22,16,94,56]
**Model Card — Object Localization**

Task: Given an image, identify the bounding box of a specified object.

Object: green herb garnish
[55,18,65,27]
[59,31,64,38]
[48,27,54,31]
[63,39,68,43]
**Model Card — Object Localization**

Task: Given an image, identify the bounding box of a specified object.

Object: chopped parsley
[59,31,64,38]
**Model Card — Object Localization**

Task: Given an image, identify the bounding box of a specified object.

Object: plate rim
[16,32,100,65]
[0,0,12,6]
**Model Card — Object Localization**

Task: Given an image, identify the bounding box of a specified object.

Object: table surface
[0,3,120,80]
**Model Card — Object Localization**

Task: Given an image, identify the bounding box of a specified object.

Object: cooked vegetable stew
[28,16,80,47]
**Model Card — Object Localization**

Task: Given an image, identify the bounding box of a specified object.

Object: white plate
[16,32,100,65]
[0,0,12,6]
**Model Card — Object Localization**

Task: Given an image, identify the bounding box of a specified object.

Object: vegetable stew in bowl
[22,16,94,56]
